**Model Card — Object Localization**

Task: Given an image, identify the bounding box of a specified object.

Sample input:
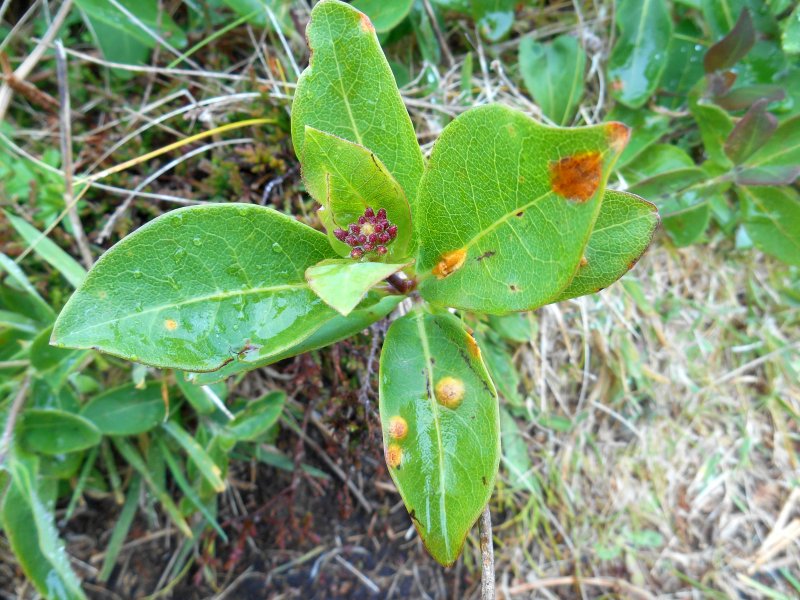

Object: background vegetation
[1,0,798,597]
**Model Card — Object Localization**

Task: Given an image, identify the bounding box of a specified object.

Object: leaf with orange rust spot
[415,104,628,313]
[379,310,499,567]
[555,191,659,301]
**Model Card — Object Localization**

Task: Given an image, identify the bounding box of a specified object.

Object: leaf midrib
[57,283,309,341]
[414,312,450,558]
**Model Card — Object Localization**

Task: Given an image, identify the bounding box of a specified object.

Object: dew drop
[272,242,283,253]
[192,237,202,246]
[132,270,143,279]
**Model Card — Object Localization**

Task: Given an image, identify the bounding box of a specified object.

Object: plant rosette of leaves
[49,0,658,569]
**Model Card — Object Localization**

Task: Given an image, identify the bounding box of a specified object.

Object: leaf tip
[549,152,602,202]
[606,121,631,152]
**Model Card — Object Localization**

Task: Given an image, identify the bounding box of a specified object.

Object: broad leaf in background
[783,5,800,54]
[188,293,403,385]
[1,457,87,600]
[0,253,56,322]
[701,0,747,39]
[306,259,408,316]
[17,409,101,455]
[302,127,413,259]
[81,382,167,435]
[723,98,777,164]
[739,186,800,266]
[690,100,735,168]
[555,191,659,300]
[472,0,516,41]
[379,310,499,566]
[4,211,87,288]
[607,0,672,108]
[737,115,800,185]
[499,408,538,494]
[658,19,706,109]
[416,104,629,313]
[51,205,338,371]
[76,0,187,68]
[226,390,285,441]
[519,35,586,126]
[351,0,414,32]
[291,0,425,206]
[704,8,755,73]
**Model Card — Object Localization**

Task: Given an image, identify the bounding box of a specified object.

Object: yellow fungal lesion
[432,248,467,279]
[580,256,589,267]
[388,416,408,440]
[386,443,403,468]
[164,319,178,331]
[435,376,465,409]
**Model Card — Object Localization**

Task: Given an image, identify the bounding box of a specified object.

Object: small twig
[479,504,495,600]
[55,40,93,269]
[334,554,380,594]
[0,376,31,467]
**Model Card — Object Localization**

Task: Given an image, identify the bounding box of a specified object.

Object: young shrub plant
[52,0,659,568]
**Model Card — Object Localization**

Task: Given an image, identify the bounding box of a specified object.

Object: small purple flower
[334,206,398,259]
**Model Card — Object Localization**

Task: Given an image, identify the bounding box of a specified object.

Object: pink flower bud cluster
[333,207,398,259]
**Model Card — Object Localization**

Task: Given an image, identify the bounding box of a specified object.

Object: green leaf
[605,105,670,167]
[306,259,408,316]
[4,211,86,288]
[51,204,338,372]
[1,457,87,599]
[302,127,413,260]
[738,115,800,185]
[415,104,628,313]
[555,191,659,300]
[739,186,800,265]
[622,143,695,183]
[80,382,167,435]
[161,421,226,493]
[351,0,413,32]
[18,409,101,455]
[704,7,755,72]
[662,201,711,247]
[175,373,224,414]
[0,253,56,322]
[519,35,586,126]
[701,0,747,39]
[226,390,285,441]
[690,100,735,167]
[0,309,38,334]
[658,21,706,109]
[98,474,141,582]
[188,293,402,385]
[379,310,499,566]
[472,0,516,41]
[783,5,800,55]
[607,0,672,108]
[291,0,425,206]
[499,408,538,494]
[724,98,778,164]
[478,331,523,406]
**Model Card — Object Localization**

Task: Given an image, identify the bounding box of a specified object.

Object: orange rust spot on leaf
[432,248,467,279]
[606,122,631,152]
[550,152,602,203]
[388,416,408,440]
[164,319,178,331]
[435,376,465,409]
[580,256,589,267]
[359,12,375,33]
[466,333,481,360]
[386,443,403,468]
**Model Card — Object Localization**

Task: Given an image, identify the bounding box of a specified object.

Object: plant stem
[479,504,495,600]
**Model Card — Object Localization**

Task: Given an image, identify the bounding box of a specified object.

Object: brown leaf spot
[466,333,482,360]
[509,284,519,292]
[386,443,403,468]
[550,152,602,202]
[476,250,495,262]
[388,416,408,440]
[435,376,465,409]
[359,12,375,33]
[515,211,524,217]
[164,319,178,331]
[606,121,631,152]
[432,248,467,279]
